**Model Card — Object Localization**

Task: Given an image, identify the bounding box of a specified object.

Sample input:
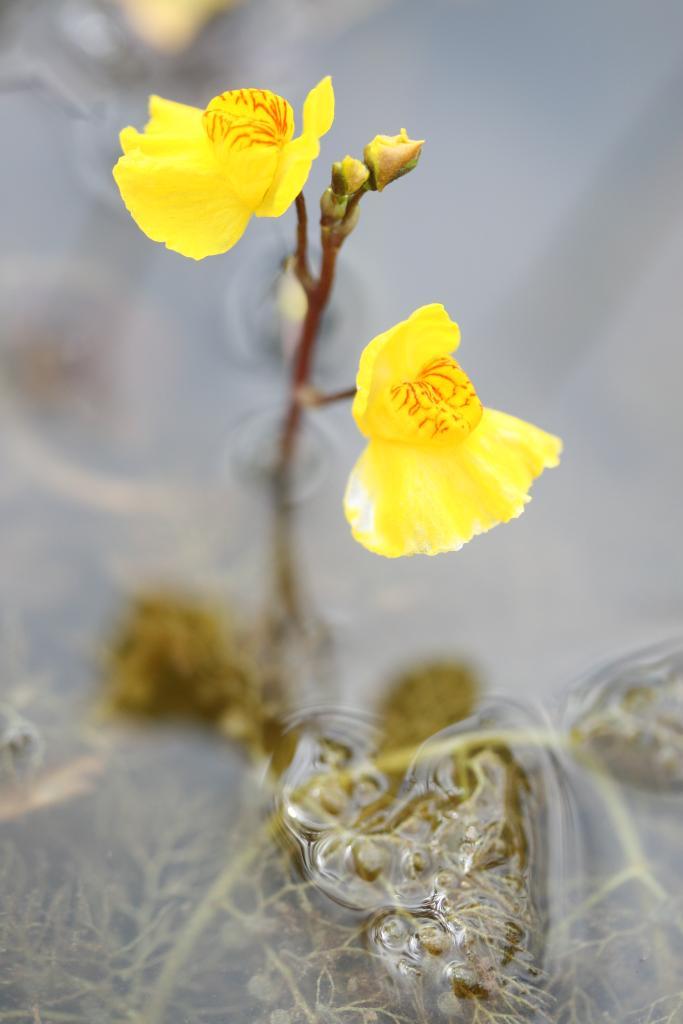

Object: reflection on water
[225,406,337,506]
[223,239,363,389]
[0,261,180,482]
[1,267,116,425]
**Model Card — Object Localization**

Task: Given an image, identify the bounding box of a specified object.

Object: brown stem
[278,184,367,480]
[304,385,357,407]
[279,236,340,467]
[269,468,304,626]
[293,193,313,294]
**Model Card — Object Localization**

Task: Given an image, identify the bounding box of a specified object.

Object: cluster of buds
[321,131,424,244]
[320,155,368,241]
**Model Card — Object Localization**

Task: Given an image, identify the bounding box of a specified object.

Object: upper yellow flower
[113,77,334,260]
[344,305,562,557]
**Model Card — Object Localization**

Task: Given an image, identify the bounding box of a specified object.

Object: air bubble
[311,778,348,817]
[352,772,386,806]
[416,922,452,957]
[376,913,409,951]
[444,961,488,999]
[403,848,430,879]
[351,838,388,882]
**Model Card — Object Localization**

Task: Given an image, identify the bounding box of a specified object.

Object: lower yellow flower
[113,78,334,260]
[344,305,562,557]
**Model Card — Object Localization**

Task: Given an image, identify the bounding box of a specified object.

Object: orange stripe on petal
[203,88,294,153]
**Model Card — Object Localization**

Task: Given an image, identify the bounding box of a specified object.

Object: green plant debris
[377,659,480,759]
[102,590,276,756]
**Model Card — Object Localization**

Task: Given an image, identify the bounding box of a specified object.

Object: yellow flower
[344,305,562,557]
[116,0,242,52]
[113,77,334,260]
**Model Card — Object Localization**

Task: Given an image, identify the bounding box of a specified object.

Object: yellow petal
[255,133,320,218]
[224,144,284,209]
[256,77,335,219]
[302,76,335,138]
[352,304,463,439]
[146,94,205,136]
[113,138,251,260]
[344,408,562,557]
[120,97,205,162]
[120,125,198,157]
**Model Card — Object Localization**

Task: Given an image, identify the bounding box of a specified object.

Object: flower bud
[320,186,348,226]
[364,129,424,192]
[336,198,361,239]
[331,155,370,197]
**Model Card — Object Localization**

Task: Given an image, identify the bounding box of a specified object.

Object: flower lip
[352,304,471,445]
[203,88,295,154]
[388,355,483,445]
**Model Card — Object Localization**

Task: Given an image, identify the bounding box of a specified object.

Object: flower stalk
[279,184,366,472]
[279,233,341,468]
[293,194,314,295]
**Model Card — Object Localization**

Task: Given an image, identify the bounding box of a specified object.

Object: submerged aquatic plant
[112,79,561,557]
[0,736,247,1024]
[276,704,558,1021]
[3,646,683,1024]
[550,870,683,1024]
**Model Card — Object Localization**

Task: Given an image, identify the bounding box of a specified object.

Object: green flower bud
[320,186,348,226]
[331,155,370,197]
[364,129,424,192]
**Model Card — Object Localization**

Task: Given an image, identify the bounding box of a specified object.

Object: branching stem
[299,385,357,407]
